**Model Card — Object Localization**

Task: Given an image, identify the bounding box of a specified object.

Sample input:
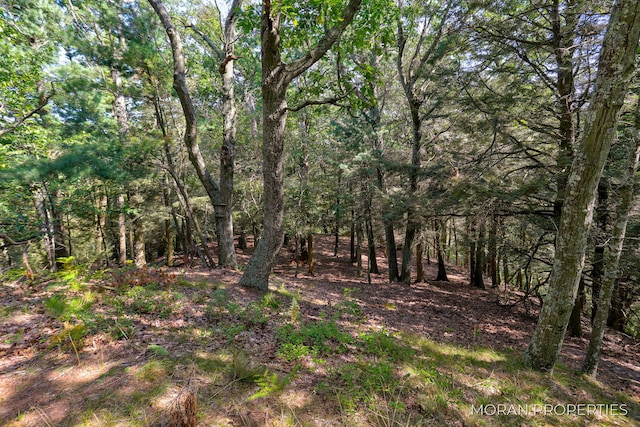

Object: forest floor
[0,235,639,426]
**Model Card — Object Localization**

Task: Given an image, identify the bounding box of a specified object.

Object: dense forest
[2,0,640,425]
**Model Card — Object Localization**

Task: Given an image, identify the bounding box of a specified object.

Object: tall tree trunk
[307,233,314,275]
[591,179,609,322]
[416,237,425,282]
[551,0,579,224]
[582,95,640,376]
[400,100,422,284]
[525,0,640,371]
[350,209,356,263]
[162,183,175,267]
[215,1,243,269]
[34,186,56,272]
[356,218,363,277]
[237,0,362,289]
[364,187,379,274]
[471,219,486,289]
[488,214,498,287]
[435,219,449,282]
[149,0,242,268]
[110,63,134,268]
[133,220,147,268]
[118,193,127,266]
[150,84,215,268]
[568,277,585,337]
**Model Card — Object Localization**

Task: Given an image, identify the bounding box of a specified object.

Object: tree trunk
[356,219,363,277]
[607,283,628,331]
[525,0,640,371]
[591,179,609,322]
[214,1,243,269]
[34,186,56,272]
[551,0,579,225]
[435,219,449,282]
[117,193,127,266]
[399,99,422,284]
[471,220,485,289]
[364,192,379,274]
[237,0,361,289]
[134,221,147,268]
[149,0,241,268]
[350,209,356,263]
[153,90,215,268]
[307,233,314,275]
[568,277,585,337]
[488,214,498,288]
[583,98,640,376]
[416,238,425,282]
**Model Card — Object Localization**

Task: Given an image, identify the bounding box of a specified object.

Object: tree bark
[525,0,640,372]
[568,277,585,337]
[238,0,362,289]
[582,97,640,376]
[435,219,449,281]
[215,0,243,269]
[591,179,609,322]
[148,0,242,268]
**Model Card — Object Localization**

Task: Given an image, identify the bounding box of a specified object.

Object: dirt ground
[0,235,638,425]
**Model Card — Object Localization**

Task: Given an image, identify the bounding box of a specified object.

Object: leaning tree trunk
[238,0,362,290]
[582,96,640,377]
[525,0,640,372]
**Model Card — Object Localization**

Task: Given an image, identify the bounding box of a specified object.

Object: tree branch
[287,91,352,112]
[0,88,54,138]
[283,0,363,82]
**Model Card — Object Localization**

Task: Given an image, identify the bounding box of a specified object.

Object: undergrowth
[2,273,638,427]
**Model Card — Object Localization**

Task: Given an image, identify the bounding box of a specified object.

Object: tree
[148,0,242,268]
[582,89,640,376]
[525,0,640,372]
[238,0,363,290]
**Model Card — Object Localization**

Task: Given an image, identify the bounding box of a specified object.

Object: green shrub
[360,329,415,362]
[276,319,352,357]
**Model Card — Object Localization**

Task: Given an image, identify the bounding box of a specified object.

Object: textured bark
[582,99,640,376]
[591,179,609,322]
[568,277,585,337]
[551,0,579,224]
[525,0,640,372]
[215,0,243,269]
[149,0,243,268]
[238,0,362,289]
